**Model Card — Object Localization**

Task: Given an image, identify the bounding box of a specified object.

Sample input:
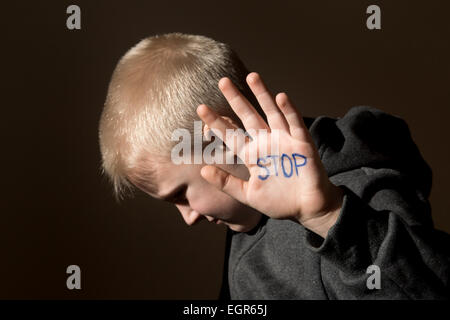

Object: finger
[197,104,249,157]
[218,77,269,131]
[246,72,289,131]
[275,92,310,142]
[200,165,248,204]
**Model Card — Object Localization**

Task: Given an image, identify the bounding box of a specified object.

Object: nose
[175,204,206,226]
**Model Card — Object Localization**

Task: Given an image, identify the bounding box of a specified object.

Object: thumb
[200,165,248,204]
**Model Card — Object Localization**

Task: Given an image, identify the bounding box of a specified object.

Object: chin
[227,217,262,233]
[228,224,251,233]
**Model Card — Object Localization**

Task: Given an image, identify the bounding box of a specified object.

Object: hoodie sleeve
[304,106,450,299]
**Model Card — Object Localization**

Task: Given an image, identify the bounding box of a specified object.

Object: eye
[172,187,187,204]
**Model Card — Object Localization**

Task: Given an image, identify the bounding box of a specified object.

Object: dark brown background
[1,1,449,299]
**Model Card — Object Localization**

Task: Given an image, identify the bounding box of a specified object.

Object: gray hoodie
[221,106,449,300]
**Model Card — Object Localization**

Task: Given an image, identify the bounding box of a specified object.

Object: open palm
[197,72,342,224]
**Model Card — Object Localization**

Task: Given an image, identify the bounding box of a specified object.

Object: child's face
[135,158,262,233]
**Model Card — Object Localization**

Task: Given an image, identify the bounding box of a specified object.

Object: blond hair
[98,33,264,200]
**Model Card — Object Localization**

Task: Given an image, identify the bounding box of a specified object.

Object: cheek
[188,186,242,217]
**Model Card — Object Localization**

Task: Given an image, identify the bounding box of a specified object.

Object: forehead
[138,156,201,196]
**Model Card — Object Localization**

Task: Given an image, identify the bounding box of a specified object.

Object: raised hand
[197,73,343,237]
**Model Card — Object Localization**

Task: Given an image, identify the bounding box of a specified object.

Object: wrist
[300,184,344,238]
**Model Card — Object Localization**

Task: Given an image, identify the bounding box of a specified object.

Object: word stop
[256,153,307,180]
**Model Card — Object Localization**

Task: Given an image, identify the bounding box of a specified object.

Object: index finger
[218,77,269,131]
[196,104,249,159]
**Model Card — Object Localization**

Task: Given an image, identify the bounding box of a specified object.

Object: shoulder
[307,106,432,195]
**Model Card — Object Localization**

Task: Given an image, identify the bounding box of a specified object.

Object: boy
[98,33,449,299]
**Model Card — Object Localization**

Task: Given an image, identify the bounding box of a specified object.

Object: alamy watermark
[171,121,281,166]
[366,264,381,290]
[66,264,81,290]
